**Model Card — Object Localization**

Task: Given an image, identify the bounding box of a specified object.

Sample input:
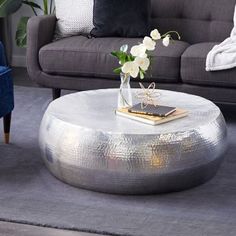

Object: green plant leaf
[43,0,48,14]
[111,51,127,59]
[111,51,119,58]
[113,67,122,74]
[127,55,135,62]
[139,70,144,79]
[49,0,53,14]
[119,55,126,64]
[0,0,22,17]
[15,16,29,48]
[22,1,42,10]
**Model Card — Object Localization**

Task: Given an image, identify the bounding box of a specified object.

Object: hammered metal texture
[39,89,227,194]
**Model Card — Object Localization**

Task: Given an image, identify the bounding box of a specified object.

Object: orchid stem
[161,31,181,40]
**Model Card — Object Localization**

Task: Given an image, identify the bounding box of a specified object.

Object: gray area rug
[0,86,236,236]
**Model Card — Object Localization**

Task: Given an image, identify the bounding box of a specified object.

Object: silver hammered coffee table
[39,89,227,194]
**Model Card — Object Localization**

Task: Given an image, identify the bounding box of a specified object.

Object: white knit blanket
[206,6,236,71]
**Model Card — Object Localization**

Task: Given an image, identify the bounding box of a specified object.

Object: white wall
[11,1,42,67]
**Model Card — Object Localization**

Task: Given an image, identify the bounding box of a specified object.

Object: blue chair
[0,41,14,144]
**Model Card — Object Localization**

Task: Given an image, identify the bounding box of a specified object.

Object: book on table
[128,103,177,117]
[116,107,188,126]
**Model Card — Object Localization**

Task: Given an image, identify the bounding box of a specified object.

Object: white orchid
[130,44,147,58]
[112,29,180,79]
[143,36,156,51]
[121,61,139,78]
[120,44,128,52]
[150,29,161,40]
[134,57,150,71]
[163,35,170,47]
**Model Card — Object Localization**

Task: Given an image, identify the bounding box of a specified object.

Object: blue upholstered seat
[0,66,11,75]
[0,42,14,118]
[0,68,14,118]
[0,41,14,143]
[0,41,7,66]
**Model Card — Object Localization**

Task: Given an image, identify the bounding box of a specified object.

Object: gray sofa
[27,0,236,103]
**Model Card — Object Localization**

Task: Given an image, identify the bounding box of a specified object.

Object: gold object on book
[116,108,188,125]
[135,82,161,109]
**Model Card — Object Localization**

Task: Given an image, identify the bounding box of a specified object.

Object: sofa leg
[52,88,61,100]
[3,112,12,144]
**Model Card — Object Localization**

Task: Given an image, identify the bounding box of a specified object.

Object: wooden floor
[0,67,106,236]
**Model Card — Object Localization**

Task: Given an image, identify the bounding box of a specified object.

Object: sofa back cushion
[151,0,235,44]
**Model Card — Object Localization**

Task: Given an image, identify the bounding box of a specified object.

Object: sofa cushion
[39,36,189,82]
[181,43,236,88]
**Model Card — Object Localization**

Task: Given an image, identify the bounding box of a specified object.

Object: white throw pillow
[54,0,94,39]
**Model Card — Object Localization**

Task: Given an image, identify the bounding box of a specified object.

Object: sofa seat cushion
[39,36,189,82]
[181,43,236,88]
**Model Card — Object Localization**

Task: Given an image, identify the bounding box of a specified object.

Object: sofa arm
[26,15,56,83]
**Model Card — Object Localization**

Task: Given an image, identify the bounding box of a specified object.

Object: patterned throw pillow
[54,0,94,39]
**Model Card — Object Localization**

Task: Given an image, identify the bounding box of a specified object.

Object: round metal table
[39,89,227,194]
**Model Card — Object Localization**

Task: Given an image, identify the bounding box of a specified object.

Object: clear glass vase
[118,73,133,109]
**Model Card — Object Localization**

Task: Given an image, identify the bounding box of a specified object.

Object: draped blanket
[206,6,236,71]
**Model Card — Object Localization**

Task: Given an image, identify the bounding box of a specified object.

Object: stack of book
[116,103,188,126]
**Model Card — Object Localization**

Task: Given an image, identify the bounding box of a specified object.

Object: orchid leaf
[113,67,122,74]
